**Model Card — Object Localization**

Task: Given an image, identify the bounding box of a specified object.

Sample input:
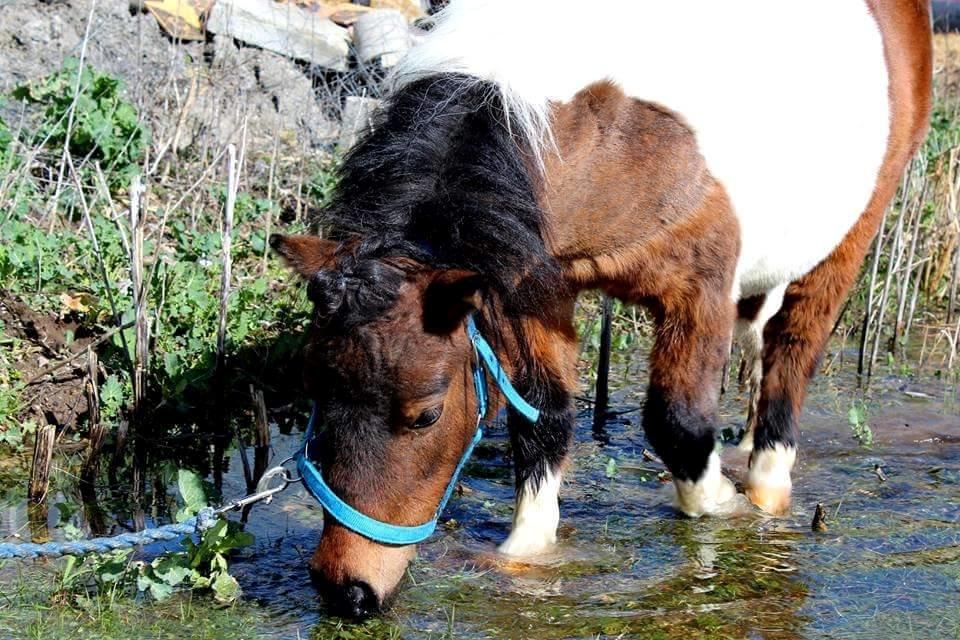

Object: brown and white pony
[271,0,932,618]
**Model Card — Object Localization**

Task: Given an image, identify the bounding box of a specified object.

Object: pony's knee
[499,466,562,557]
[745,443,796,515]
[673,450,738,517]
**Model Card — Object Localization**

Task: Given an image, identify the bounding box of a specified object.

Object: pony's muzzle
[309,521,415,618]
[316,576,382,619]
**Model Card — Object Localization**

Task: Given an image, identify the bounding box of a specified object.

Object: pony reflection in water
[270,0,932,618]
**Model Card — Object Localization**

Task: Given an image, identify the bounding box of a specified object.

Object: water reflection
[0,348,957,639]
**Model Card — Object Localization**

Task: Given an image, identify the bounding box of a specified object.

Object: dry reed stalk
[262,125,282,274]
[81,348,106,489]
[859,202,890,377]
[893,180,929,348]
[93,163,131,254]
[949,232,960,324]
[130,175,148,418]
[27,424,55,505]
[217,143,238,373]
[250,385,270,450]
[44,0,97,222]
[592,296,613,436]
[894,180,927,352]
[950,313,960,369]
[868,168,913,375]
[250,385,272,498]
[67,153,133,372]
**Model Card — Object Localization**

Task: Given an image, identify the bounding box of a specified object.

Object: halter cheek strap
[297,315,538,545]
[466,316,540,422]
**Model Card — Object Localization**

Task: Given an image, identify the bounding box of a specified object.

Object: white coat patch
[393,0,890,299]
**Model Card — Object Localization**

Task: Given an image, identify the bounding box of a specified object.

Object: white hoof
[674,451,739,517]
[745,444,796,515]
[498,528,556,557]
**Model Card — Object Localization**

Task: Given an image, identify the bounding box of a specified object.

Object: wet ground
[1,345,958,639]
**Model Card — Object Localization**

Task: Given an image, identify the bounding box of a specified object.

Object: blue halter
[297,315,540,545]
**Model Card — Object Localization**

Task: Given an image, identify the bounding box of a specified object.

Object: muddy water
[1,346,958,639]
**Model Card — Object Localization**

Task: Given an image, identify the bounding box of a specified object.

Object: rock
[256,50,338,146]
[338,96,381,150]
[210,36,259,92]
[369,0,426,22]
[353,9,410,68]
[206,0,350,71]
[186,42,338,151]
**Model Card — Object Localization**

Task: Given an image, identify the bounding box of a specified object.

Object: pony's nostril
[330,580,380,619]
[347,583,375,616]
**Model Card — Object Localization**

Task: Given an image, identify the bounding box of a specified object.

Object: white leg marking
[735,319,764,452]
[498,467,561,557]
[674,451,738,518]
[746,444,797,515]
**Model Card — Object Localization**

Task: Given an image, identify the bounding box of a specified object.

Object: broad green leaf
[138,572,174,601]
[177,468,207,516]
[96,554,131,584]
[211,571,242,603]
[155,562,198,587]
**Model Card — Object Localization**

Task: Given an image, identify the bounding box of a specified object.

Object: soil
[0,289,98,430]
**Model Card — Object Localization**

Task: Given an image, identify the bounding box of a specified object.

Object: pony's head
[271,233,491,617]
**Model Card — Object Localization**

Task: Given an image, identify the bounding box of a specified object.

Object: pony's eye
[411,405,443,429]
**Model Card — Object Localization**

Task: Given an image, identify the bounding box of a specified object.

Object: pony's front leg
[644,287,738,517]
[499,312,578,557]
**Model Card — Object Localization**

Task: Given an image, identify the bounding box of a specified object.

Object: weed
[605,457,619,479]
[136,470,252,604]
[48,469,252,605]
[847,400,873,448]
[12,57,149,185]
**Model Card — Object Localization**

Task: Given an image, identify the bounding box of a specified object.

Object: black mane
[318,73,561,325]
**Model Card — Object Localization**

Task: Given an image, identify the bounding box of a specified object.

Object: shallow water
[1,346,958,639]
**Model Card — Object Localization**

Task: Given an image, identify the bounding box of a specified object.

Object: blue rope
[0,507,218,560]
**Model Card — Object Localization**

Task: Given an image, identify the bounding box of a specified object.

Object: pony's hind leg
[746,253,869,514]
[499,310,578,557]
[744,0,932,515]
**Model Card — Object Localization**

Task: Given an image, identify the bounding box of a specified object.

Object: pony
[270,0,932,618]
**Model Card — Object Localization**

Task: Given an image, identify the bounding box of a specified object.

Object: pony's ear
[269,234,339,279]
[423,269,485,334]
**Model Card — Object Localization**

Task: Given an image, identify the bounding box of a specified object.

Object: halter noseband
[297,315,540,545]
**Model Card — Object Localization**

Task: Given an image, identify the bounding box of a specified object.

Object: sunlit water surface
[1,345,958,639]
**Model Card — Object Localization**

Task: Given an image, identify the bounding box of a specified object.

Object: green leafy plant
[12,57,149,183]
[48,469,252,605]
[605,457,619,479]
[0,113,13,166]
[136,469,252,603]
[848,401,873,448]
[0,329,32,449]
